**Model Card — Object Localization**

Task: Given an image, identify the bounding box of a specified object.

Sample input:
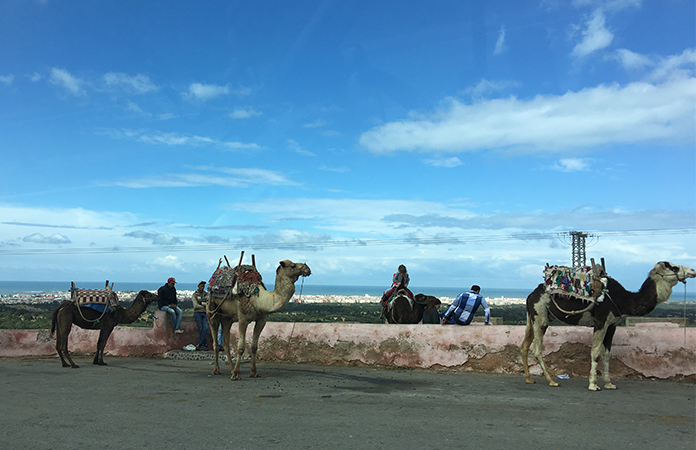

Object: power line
[1,228,693,256]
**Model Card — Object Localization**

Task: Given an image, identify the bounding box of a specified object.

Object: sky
[0,0,694,294]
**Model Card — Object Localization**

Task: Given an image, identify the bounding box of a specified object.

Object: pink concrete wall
[0,311,693,380]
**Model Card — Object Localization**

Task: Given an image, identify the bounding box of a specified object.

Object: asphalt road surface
[0,356,694,450]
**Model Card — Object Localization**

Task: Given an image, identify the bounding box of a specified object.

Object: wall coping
[0,311,693,380]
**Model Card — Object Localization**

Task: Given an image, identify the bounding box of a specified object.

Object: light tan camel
[521,261,695,391]
[207,260,311,380]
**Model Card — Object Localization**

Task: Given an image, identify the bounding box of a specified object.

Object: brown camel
[386,291,441,324]
[207,259,311,380]
[51,290,159,367]
[521,261,695,391]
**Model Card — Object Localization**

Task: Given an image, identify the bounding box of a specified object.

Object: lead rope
[683,282,688,348]
[260,275,304,379]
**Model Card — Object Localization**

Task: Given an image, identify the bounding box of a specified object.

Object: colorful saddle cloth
[72,288,119,313]
[543,264,607,301]
[209,264,264,297]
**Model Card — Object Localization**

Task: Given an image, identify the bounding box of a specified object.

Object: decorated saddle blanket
[543,265,607,301]
[209,264,264,297]
[72,288,119,313]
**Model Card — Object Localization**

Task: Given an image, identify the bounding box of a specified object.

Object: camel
[386,291,441,324]
[521,261,695,391]
[51,290,159,367]
[207,259,311,380]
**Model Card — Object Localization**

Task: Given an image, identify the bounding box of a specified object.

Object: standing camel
[51,290,158,367]
[386,291,441,324]
[521,261,695,391]
[207,259,311,380]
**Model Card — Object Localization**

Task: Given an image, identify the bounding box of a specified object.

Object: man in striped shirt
[441,285,490,325]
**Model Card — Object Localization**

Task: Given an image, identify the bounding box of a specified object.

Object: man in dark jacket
[158,277,183,333]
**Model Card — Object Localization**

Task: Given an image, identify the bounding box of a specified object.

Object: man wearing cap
[158,277,183,334]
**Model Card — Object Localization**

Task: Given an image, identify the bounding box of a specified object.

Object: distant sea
[0,281,694,302]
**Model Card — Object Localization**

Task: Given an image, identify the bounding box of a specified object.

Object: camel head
[277,260,312,282]
[651,262,696,286]
[136,290,159,305]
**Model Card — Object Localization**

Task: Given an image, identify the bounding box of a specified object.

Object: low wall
[0,312,693,380]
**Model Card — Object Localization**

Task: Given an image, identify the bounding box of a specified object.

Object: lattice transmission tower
[559,231,598,267]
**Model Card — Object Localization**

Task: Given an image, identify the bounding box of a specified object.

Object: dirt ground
[0,356,694,450]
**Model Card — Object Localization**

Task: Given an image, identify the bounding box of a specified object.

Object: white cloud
[106,166,298,189]
[319,165,349,173]
[0,75,13,85]
[360,76,696,154]
[222,141,262,150]
[424,157,463,168]
[303,119,326,128]
[124,231,183,245]
[288,139,316,156]
[185,83,251,101]
[571,10,614,58]
[30,73,42,82]
[103,72,158,94]
[613,49,652,70]
[494,26,506,55]
[101,128,260,149]
[49,68,85,96]
[126,101,151,117]
[154,255,183,269]
[646,48,696,83]
[461,79,519,98]
[552,158,591,172]
[229,108,261,119]
[186,82,229,101]
[22,233,71,244]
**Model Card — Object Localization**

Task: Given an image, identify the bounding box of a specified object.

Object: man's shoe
[174,329,184,334]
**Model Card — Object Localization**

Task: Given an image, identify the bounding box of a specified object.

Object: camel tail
[51,301,70,337]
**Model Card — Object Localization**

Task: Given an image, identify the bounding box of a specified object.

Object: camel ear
[279,260,287,268]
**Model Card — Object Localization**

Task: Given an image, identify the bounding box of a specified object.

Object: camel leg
[56,315,79,368]
[248,317,267,378]
[208,314,222,375]
[221,317,236,377]
[601,325,617,390]
[232,318,250,380]
[93,328,112,366]
[588,328,609,391]
[532,323,558,387]
[521,316,535,384]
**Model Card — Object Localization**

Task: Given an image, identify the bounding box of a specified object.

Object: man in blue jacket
[441,285,490,325]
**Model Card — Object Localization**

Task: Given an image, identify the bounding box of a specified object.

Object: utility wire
[1,228,693,256]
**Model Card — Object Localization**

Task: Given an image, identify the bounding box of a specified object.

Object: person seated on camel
[380,265,414,305]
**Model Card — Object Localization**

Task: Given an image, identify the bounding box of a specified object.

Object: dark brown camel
[521,261,695,390]
[51,290,158,368]
[386,291,441,324]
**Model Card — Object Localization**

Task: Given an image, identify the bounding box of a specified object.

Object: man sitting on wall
[441,285,490,326]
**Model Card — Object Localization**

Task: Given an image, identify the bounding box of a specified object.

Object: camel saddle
[543,264,608,303]
[71,286,119,313]
[209,264,265,297]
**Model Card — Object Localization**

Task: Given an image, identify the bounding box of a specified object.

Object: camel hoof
[604,383,617,390]
[231,374,242,381]
[588,384,600,391]
[212,368,221,375]
[71,365,80,369]
[249,372,260,378]
[525,378,536,384]
[548,381,559,387]
[62,363,71,368]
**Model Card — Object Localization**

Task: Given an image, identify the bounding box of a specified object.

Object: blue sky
[0,0,694,293]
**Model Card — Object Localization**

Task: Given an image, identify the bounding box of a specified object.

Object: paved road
[0,356,694,450]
